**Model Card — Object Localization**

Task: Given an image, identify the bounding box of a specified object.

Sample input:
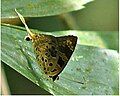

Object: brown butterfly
[15,9,77,81]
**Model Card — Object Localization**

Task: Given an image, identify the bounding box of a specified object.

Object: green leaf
[45,30,118,50]
[2,0,93,18]
[97,31,118,51]
[1,25,119,95]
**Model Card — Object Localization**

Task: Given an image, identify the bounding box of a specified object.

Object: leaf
[2,0,93,18]
[1,25,119,95]
[97,31,118,51]
[45,30,118,50]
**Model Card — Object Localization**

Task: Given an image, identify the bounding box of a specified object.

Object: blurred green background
[27,0,118,31]
[2,0,118,94]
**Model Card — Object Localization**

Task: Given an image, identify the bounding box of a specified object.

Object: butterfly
[15,9,77,81]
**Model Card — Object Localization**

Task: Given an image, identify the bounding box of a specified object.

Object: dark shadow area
[2,62,51,95]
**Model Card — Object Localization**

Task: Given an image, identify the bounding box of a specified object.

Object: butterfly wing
[33,35,60,75]
[51,35,77,81]
[33,34,77,81]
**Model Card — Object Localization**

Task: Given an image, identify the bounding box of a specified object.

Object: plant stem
[1,65,10,95]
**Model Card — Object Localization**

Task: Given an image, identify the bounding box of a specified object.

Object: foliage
[1,0,118,95]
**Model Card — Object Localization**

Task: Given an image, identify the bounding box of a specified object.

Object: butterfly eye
[25,36,32,41]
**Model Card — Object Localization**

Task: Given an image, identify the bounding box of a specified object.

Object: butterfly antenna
[15,9,34,38]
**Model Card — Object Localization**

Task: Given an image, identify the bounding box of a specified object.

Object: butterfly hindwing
[51,35,77,81]
[57,35,78,59]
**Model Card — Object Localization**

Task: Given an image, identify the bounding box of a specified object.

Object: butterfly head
[15,9,41,42]
[24,33,43,41]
